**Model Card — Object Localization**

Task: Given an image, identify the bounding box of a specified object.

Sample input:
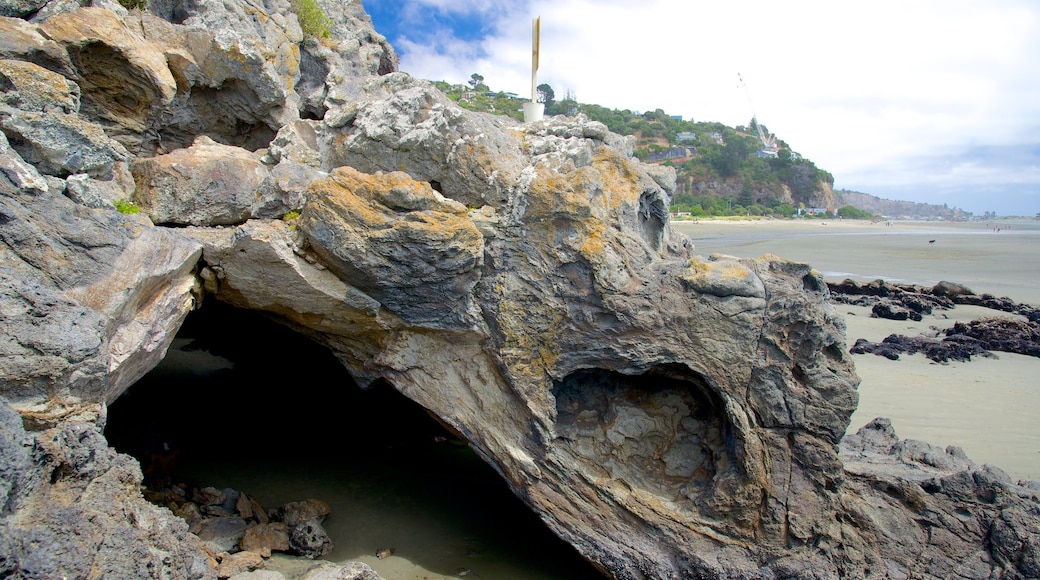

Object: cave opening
[105,300,603,579]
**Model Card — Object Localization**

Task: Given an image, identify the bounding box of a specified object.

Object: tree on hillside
[739,181,756,208]
[776,202,796,217]
[537,83,555,106]
[837,205,875,219]
[468,73,485,89]
[710,133,754,177]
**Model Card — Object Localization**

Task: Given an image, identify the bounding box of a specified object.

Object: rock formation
[832,279,1040,363]
[1,1,1038,579]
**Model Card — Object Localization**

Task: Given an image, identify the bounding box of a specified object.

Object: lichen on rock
[0,0,1038,578]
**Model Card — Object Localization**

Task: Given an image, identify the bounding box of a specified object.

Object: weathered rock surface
[0,182,202,419]
[217,550,265,578]
[1,1,1037,580]
[840,419,1040,579]
[0,396,216,578]
[300,166,485,327]
[241,522,291,558]
[132,135,269,226]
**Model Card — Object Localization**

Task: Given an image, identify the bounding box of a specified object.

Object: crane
[737,73,778,158]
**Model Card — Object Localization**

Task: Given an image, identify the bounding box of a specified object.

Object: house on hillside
[676,132,697,143]
[797,207,833,217]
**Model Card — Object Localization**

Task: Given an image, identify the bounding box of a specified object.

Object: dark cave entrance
[105,301,603,579]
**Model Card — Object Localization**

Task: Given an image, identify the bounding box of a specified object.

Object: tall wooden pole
[531,16,540,102]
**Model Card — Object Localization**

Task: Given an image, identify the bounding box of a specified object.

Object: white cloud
[388,0,1040,215]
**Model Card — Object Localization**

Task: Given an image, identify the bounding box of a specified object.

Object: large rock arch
[1,1,1038,578]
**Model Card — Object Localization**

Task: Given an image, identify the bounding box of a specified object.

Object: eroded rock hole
[67,42,156,132]
[177,81,278,152]
[802,273,822,293]
[296,49,330,121]
[553,365,734,504]
[147,0,199,24]
[105,301,602,578]
[637,189,668,250]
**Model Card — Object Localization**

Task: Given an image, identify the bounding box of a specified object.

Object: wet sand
[672,219,1040,482]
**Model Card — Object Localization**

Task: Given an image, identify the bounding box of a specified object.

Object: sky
[363,0,1040,217]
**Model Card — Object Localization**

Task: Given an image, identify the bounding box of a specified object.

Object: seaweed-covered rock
[946,316,1040,358]
[849,334,993,363]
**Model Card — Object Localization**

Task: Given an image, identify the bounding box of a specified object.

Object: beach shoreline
[672,219,1040,482]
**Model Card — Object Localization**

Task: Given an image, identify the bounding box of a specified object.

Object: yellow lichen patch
[526,164,596,222]
[487,274,564,385]
[0,60,78,113]
[751,253,792,267]
[306,172,390,230]
[390,213,482,249]
[589,149,642,213]
[497,296,564,383]
[682,256,764,299]
[719,261,756,282]
[685,256,752,281]
[278,44,301,92]
[685,256,712,277]
[578,220,608,263]
[318,166,466,217]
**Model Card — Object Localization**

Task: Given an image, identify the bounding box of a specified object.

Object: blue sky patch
[366,0,490,53]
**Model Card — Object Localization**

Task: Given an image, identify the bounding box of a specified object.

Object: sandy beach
[672,218,1040,482]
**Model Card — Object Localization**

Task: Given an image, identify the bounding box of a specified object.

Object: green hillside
[433,78,843,218]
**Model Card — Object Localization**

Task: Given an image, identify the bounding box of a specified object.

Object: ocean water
[673,220,1040,304]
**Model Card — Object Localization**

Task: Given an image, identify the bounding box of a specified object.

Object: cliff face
[1,1,1038,579]
[836,189,972,220]
[686,175,840,211]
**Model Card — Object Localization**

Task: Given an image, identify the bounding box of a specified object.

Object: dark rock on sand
[849,334,993,363]
[838,278,1040,362]
[946,317,1040,358]
[829,279,953,314]
[288,520,334,560]
[871,300,923,322]
[931,280,974,298]
[830,278,1040,323]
